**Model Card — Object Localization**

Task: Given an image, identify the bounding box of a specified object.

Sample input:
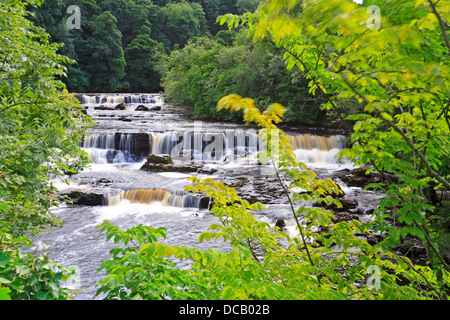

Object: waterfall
[149,130,343,165]
[150,132,178,155]
[82,133,116,149]
[286,134,346,165]
[81,131,346,165]
[107,189,201,209]
[81,133,143,164]
[149,130,260,163]
[80,94,159,105]
[287,134,343,151]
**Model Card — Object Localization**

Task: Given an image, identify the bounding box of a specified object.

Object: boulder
[115,103,126,110]
[135,105,149,111]
[61,189,105,206]
[340,197,359,210]
[140,154,202,173]
[146,154,173,164]
[275,219,287,230]
[335,167,395,189]
[313,197,358,212]
[134,105,160,111]
[94,105,115,110]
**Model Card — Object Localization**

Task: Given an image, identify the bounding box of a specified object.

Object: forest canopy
[30,0,336,125]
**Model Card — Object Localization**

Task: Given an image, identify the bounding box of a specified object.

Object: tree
[124,34,165,92]
[85,11,126,92]
[162,1,207,49]
[160,31,327,124]
[0,0,91,299]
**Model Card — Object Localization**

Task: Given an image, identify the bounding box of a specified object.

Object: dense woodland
[29,0,337,124]
[1,0,449,301]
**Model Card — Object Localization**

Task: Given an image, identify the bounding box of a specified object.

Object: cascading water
[81,133,142,164]
[82,130,346,166]
[79,94,161,105]
[287,133,346,166]
[106,188,202,209]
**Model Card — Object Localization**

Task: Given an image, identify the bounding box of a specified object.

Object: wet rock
[118,117,132,122]
[94,105,115,110]
[393,235,428,266]
[115,103,126,110]
[313,197,358,212]
[134,105,161,112]
[140,154,201,173]
[141,162,201,173]
[218,174,286,204]
[275,219,287,230]
[332,212,353,223]
[146,154,173,164]
[61,189,105,206]
[335,167,394,190]
[340,197,359,210]
[197,167,218,174]
[199,197,212,210]
[135,105,149,111]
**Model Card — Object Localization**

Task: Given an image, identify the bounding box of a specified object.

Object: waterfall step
[81,131,346,165]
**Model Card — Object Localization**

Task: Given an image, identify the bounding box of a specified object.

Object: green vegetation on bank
[0,0,91,299]
[158,32,333,123]
[30,0,342,125]
[29,0,258,93]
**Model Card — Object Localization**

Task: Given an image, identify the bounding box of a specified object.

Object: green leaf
[140,243,157,257]
[222,286,234,299]
[0,253,12,268]
[0,287,11,300]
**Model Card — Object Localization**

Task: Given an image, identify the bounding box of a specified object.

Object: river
[28,93,383,300]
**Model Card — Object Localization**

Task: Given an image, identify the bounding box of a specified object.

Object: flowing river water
[28,93,385,300]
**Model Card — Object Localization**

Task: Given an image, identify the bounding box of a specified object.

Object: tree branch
[427,0,450,51]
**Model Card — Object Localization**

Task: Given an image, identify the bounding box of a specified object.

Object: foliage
[0,0,91,299]
[29,0,251,93]
[0,232,77,300]
[124,34,165,93]
[95,221,214,300]
[219,0,450,297]
[85,11,126,92]
[162,0,208,49]
[160,30,329,124]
